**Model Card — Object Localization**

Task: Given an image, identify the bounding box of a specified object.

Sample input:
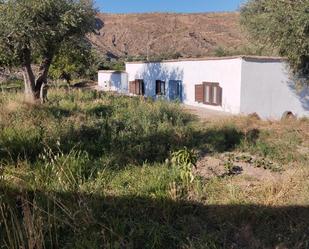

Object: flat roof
[98,70,126,73]
[125,55,285,64]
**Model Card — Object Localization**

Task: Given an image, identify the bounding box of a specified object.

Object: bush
[0,89,195,166]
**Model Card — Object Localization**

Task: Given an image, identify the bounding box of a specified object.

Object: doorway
[168,80,182,101]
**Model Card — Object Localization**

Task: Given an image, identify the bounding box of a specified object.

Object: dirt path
[183,104,232,121]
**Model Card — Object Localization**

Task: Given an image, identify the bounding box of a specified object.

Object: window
[169,80,182,101]
[129,79,144,95]
[195,82,222,106]
[156,80,165,95]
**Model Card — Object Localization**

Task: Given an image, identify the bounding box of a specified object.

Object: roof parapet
[125,55,285,64]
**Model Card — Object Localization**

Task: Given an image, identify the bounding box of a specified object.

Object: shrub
[171,147,197,187]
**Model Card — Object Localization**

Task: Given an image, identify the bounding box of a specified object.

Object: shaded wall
[241,60,309,119]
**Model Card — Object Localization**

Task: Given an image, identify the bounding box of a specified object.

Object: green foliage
[0,89,195,166]
[0,78,23,91]
[50,43,100,82]
[0,0,97,100]
[0,0,96,65]
[240,128,308,164]
[241,0,309,79]
[98,59,125,71]
[223,154,238,175]
[37,145,95,191]
[171,147,197,186]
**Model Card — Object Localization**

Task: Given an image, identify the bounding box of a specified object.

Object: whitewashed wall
[98,71,128,92]
[240,59,309,119]
[126,58,243,114]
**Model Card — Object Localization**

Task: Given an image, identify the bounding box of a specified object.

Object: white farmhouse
[98,56,309,119]
[98,70,128,93]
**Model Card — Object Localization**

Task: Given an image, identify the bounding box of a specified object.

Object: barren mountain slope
[90,12,248,59]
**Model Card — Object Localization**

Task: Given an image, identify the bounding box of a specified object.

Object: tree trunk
[34,57,52,103]
[22,52,52,104]
[22,65,36,103]
[39,83,48,104]
[22,48,37,103]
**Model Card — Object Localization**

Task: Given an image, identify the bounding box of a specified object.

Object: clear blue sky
[96,0,247,13]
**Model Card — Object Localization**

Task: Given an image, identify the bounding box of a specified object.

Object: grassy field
[0,88,309,249]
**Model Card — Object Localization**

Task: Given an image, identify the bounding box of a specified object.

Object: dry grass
[1,89,309,248]
[197,115,309,208]
[204,167,309,206]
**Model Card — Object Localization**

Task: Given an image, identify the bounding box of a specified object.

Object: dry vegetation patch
[1,89,309,248]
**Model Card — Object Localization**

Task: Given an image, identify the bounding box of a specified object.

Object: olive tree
[0,0,96,102]
[241,0,309,79]
[49,40,94,84]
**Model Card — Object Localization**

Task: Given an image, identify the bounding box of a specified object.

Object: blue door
[168,80,182,101]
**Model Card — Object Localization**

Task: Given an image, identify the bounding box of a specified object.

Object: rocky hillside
[89,12,248,59]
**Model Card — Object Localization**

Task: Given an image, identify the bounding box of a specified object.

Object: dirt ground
[195,153,283,183]
[183,104,232,120]
[183,105,289,188]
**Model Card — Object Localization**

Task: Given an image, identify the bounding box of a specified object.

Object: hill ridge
[90,12,248,59]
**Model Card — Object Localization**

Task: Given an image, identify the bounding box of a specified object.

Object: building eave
[125,55,286,65]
